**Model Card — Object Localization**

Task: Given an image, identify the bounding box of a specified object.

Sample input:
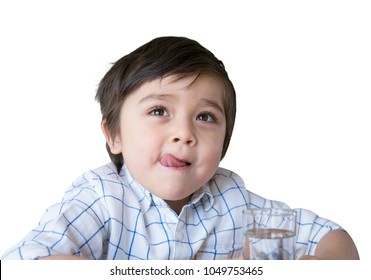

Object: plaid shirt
[2,162,342,259]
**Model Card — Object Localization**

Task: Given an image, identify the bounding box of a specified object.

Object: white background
[0,0,370,262]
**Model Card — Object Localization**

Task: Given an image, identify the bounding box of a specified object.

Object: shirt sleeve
[294,208,343,258]
[2,175,110,260]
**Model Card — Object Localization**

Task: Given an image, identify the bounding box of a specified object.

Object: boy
[2,36,359,260]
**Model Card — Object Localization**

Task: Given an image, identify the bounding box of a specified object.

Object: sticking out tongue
[160,154,190,168]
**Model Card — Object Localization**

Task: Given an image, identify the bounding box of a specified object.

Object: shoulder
[209,167,247,199]
[72,162,124,189]
[82,162,122,185]
[212,167,245,187]
[210,167,289,209]
[63,162,126,201]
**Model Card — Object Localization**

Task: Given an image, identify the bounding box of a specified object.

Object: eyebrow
[199,98,224,115]
[139,93,173,104]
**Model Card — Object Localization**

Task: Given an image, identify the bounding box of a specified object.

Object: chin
[161,190,193,202]
[162,194,191,202]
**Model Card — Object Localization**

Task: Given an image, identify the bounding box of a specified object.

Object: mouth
[160,153,192,169]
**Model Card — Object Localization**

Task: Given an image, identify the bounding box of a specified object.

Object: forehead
[131,73,226,102]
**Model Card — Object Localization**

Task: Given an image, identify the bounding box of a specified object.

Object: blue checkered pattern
[2,163,342,260]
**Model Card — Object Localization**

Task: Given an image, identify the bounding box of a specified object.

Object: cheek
[205,143,224,162]
[201,130,225,161]
[121,123,162,160]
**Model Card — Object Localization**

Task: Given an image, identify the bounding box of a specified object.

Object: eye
[149,106,169,117]
[196,112,215,122]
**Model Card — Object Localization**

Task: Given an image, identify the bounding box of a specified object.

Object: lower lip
[159,162,191,171]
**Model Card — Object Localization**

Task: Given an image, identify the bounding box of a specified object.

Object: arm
[2,182,108,260]
[301,230,359,260]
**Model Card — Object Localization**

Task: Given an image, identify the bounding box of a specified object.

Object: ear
[101,119,122,154]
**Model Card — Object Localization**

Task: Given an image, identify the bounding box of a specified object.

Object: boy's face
[110,74,226,206]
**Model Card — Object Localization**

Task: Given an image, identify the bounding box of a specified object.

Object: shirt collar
[189,183,214,212]
[119,164,153,213]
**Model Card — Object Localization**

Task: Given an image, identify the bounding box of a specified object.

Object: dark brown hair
[95,36,236,172]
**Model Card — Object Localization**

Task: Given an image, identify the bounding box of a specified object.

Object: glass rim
[243,208,297,216]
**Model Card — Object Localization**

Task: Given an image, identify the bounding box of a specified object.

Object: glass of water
[243,208,297,260]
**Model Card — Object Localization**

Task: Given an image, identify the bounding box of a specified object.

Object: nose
[171,119,197,146]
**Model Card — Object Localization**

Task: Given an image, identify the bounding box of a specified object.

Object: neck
[165,195,191,215]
